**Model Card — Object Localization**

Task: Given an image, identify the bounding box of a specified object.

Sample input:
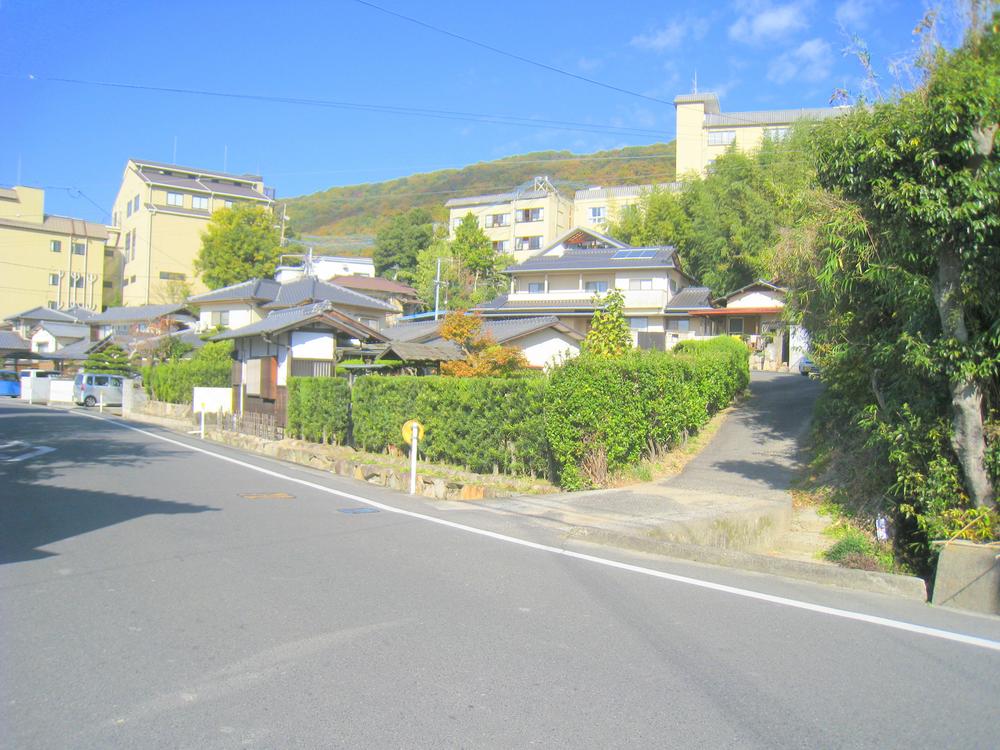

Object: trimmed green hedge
[142,341,233,404]
[287,377,351,444]
[545,338,749,489]
[352,375,549,477]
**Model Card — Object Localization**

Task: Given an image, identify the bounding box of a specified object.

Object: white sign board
[193,387,233,414]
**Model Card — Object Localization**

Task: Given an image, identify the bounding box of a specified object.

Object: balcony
[508,288,669,310]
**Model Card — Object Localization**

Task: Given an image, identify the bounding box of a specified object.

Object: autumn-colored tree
[438,310,527,376]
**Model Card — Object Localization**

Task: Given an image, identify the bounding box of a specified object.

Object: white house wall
[514,329,580,368]
[727,290,785,309]
[290,331,335,360]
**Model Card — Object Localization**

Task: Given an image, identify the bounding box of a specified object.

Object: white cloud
[835,0,872,27]
[729,2,810,44]
[768,37,833,83]
[577,56,603,72]
[631,17,709,51]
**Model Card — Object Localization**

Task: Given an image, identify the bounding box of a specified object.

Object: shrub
[545,339,749,490]
[143,341,232,404]
[287,377,351,444]
[351,375,549,476]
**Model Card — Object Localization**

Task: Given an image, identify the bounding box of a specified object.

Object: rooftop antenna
[692,71,698,94]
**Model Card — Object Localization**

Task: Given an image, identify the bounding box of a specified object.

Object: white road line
[72,409,1000,653]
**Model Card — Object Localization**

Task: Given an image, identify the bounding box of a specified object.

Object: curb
[576,528,928,601]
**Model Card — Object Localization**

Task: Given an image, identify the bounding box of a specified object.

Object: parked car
[0,369,20,398]
[798,356,820,377]
[73,372,125,407]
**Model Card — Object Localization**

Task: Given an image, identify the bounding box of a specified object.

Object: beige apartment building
[110,159,273,306]
[0,186,110,322]
[673,92,846,176]
[446,177,675,263]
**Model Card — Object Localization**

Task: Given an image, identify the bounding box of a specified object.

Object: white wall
[514,329,581,368]
[290,331,335,359]
[49,379,75,403]
[727,290,785,309]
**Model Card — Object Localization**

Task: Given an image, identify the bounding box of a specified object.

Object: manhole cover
[239,492,295,500]
[337,507,379,514]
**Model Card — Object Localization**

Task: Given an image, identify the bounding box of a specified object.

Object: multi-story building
[109,159,274,306]
[0,186,110,321]
[673,92,846,176]
[445,177,676,263]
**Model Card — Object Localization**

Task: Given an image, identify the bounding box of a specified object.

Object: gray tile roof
[476,296,598,312]
[213,301,387,342]
[0,331,30,352]
[88,304,189,324]
[4,306,81,324]
[189,278,281,304]
[0,213,108,239]
[665,286,713,311]
[38,322,90,340]
[380,341,464,362]
[507,246,677,273]
[705,107,846,127]
[39,335,112,361]
[139,171,271,201]
[385,315,583,345]
[261,277,395,312]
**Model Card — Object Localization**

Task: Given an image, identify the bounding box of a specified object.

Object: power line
[10,73,669,140]
[349,0,673,107]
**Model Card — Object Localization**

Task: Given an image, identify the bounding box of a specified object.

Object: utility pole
[279,203,287,247]
[433,257,442,320]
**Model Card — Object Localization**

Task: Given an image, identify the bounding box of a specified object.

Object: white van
[73,372,125,407]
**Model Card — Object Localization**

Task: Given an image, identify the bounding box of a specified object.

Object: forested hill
[282,141,675,240]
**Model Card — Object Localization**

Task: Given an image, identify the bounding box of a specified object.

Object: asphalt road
[2,401,999,749]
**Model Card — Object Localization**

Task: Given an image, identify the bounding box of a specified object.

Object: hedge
[287,377,351,444]
[143,341,233,404]
[545,338,749,489]
[351,375,549,477]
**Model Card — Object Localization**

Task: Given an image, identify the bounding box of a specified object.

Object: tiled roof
[445,188,550,208]
[507,246,677,273]
[476,296,598,312]
[88,304,189,324]
[0,331,30,352]
[4,306,80,324]
[665,286,713,311]
[705,107,846,127]
[329,275,419,298]
[380,319,443,342]
[0,214,108,240]
[385,315,583,344]
[213,301,387,342]
[189,278,281,304]
[380,341,464,362]
[261,277,395,312]
[38,335,112,361]
[38,322,90,340]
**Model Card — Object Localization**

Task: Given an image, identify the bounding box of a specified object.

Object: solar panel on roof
[611,249,658,260]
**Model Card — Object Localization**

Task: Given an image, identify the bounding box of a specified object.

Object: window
[103,281,113,289]
[629,278,653,291]
[589,206,606,221]
[130,275,136,284]
[125,233,131,253]
[211,310,231,327]
[113,324,130,335]
[46,301,58,310]
[669,278,678,294]
[126,200,133,218]
[104,249,114,258]
[112,212,118,226]
[50,240,62,253]
[71,276,85,289]
[133,195,140,213]
[223,199,233,208]
[130,229,137,261]
[159,271,186,281]
[48,273,60,286]
[36,341,50,353]
[192,195,209,210]
[167,192,183,206]
[764,127,790,141]
[515,236,542,252]
[515,207,543,222]
[72,242,86,256]
[492,240,509,253]
[485,213,510,228]
[584,280,609,293]
[676,319,690,333]
[728,317,745,334]
[527,282,544,294]
[122,278,129,287]
[629,317,648,332]
[707,130,736,146]
[94,375,110,387]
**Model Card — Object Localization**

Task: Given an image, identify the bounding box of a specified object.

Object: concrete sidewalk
[475,372,925,599]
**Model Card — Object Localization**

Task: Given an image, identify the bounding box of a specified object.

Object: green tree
[582,289,632,356]
[414,236,467,311]
[373,208,434,279]
[84,344,134,376]
[452,213,493,288]
[607,187,690,248]
[195,203,282,289]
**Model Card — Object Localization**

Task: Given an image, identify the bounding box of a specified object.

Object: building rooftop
[0,213,109,240]
[213,301,387,342]
[5,306,82,325]
[705,107,847,128]
[382,315,582,344]
[507,246,678,273]
[445,188,551,209]
[37,322,90,340]
[0,330,30,353]
[131,159,263,183]
[573,183,679,201]
[191,277,394,313]
[88,303,190,324]
[328,275,420,298]
[665,286,713,311]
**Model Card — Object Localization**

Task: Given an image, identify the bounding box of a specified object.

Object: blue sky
[1,0,952,223]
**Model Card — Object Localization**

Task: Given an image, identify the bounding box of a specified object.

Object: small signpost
[402,419,425,495]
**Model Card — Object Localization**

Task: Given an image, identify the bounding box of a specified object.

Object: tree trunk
[932,247,995,508]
